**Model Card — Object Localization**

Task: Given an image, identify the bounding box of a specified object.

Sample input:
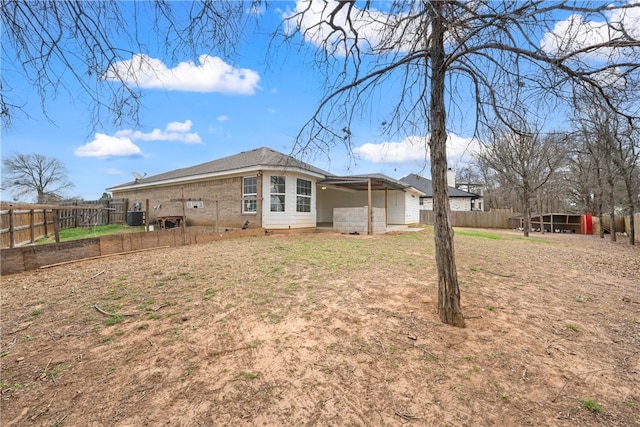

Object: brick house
[399,173,481,212]
[106,147,424,233]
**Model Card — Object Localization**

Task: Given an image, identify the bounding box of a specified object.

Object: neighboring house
[455,181,485,211]
[399,173,481,212]
[106,147,424,232]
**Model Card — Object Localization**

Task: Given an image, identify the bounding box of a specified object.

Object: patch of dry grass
[1,228,639,426]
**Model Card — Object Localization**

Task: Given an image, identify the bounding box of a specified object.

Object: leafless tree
[3,1,640,326]
[473,160,512,212]
[582,119,618,240]
[574,95,639,244]
[280,1,640,326]
[476,127,568,236]
[566,138,598,215]
[610,122,639,245]
[1,1,252,129]
[2,153,74,203]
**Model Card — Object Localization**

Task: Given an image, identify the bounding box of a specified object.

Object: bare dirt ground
[1,228,639,426]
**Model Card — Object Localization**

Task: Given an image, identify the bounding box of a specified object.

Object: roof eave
[107,165,327,192]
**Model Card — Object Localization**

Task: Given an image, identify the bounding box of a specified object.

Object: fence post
[146,199,150,231]
[44,209,49,236]
[9,209,15,248]
[30,209,35,243]
[54,209,60,243]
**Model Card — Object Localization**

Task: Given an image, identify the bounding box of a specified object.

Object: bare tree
[281,1,640,325]
[476,127,568,236]
[1,1,252,129]
[566,137,599,215]
[610,122,639,245]
[2,153,73,203]
[474,159,515,212]
[3,1,640,326]
[574,95,639,243]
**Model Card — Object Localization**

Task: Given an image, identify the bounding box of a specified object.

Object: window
[270,176,286,212]
[296,179,312,212]
[242,176,257,213]
[186,200,204,209]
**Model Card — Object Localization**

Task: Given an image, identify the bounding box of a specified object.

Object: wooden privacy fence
[594,215,627,236]
[420,210,639,242]
[623,213,640,242]
[0,199,127,248]
[419,210,516,229]
[56,199,127,229]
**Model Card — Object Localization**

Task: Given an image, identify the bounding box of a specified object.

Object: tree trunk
[624,177,636,245]
[429,1,465,328]
[596,166,605,239]
[537,195,545,234]
[522,190,531,237]
[607,173,616,242]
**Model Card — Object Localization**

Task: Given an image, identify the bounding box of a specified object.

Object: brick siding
[112,175,263,229]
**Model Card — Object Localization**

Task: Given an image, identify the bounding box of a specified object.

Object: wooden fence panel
[623,213,640,243]
[419,210,516,229]
[56,198,127,228]
[420,210,638,241]
[0,209,54,248]
[0,199,127,248]
[108,198,128,224]
[0,209,10,248]
[597,215,627,235]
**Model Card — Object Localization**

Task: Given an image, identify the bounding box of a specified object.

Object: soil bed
[1,228,639,426]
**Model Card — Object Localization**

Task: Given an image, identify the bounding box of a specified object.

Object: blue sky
[2,1,637,201]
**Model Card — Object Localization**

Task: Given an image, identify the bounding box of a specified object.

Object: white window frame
[270,176,286,212]
[296,178,312,213]
[242,176,257,213]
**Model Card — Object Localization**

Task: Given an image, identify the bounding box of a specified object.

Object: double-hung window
[242,176,257,213]
[296,179,312,213]
[270,176,286,212]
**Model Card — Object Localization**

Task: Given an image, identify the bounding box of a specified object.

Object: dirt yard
[1,228,639,426]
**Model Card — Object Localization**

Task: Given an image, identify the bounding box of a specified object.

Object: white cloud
[283,0,419,55]
[354,136,428,163]
[101,168,126,175]
[166,119,193,132]
[217,115,229,122]
[114,120,202,144]
[103,54,261,95]
[354,134,479,164]
[447,134,481,160]
[540,5,640,61]
[76,120,203,158]
[75,133,142,158]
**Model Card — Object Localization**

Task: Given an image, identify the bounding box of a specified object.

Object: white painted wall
[404,192,421,224]
[450,198,473,211]
[262,172,318,229]
[420,197,473,212]
[317,186,420,225]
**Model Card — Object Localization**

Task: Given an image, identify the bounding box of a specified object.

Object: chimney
[446,168,456,188]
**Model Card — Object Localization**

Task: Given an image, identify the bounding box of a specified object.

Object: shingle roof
[399,173,480,198]
[107,147,331,190]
